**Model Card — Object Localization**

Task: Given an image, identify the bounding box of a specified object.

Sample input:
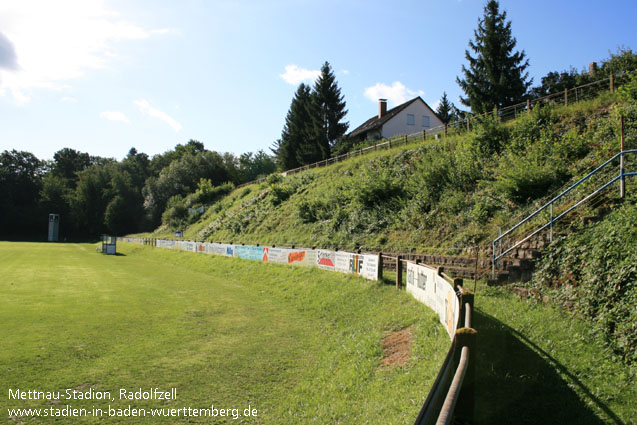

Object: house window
[407,114,415,125]
[422,115,430,127]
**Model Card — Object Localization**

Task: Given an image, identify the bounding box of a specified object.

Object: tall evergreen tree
[456,0,531,113]
[436,92,456,124]
[273,83,314,170]
[310,61,348,155]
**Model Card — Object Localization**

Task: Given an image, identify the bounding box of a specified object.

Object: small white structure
[349,97,443,142]
[101,235,117,255]
[48,214,59,242]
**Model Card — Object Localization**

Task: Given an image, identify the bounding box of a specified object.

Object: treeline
[0,141,275,239]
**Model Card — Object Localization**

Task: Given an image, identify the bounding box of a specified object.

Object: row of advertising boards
[119,238,380,281]
[405,262,460,338]
[119,238,460,339]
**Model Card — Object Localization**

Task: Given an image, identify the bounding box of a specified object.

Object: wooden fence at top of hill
[237,71,631,190]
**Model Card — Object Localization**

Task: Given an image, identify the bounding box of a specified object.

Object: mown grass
[0,241,449,424]
[475,284,637,424]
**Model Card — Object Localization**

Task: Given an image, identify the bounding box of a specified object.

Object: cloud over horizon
[279,65,320,85]
[364,81,424,107]
[134,99,181,132]
[100,110,130,123]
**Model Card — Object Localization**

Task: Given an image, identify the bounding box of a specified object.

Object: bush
[269,184,294,206]
[509,104,558,153]
[533,201,637,363]
[190,180,235,206]
[354,161,404,209]
[466,113,509,158]
[266,173,283,186]
[494,159,568,204]
[161,195,188,229]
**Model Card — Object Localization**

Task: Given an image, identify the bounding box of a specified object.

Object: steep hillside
[148,92,635,257]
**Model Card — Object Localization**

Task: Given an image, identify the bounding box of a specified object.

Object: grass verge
[1,241,448,424]
[475,284,637,424]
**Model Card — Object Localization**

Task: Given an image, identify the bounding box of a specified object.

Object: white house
[348,97,443,142]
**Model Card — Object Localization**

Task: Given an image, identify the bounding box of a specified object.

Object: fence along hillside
[238,72,628,189]
[119,237,477,424]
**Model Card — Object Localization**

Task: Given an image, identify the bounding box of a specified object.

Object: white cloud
[60,96,78,103]
[134,99,181,132]
[100,110,130,123]
[0,0,174,104]
[364,81,425,106]
[279,65,320,85]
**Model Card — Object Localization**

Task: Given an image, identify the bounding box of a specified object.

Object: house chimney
[589,61,598,76]
[378,99,387,119]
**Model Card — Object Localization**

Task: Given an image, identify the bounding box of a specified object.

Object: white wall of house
[380,99,443,139]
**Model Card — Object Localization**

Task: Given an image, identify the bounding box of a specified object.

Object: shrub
[466,112,509,158]
[494,159,568,204]
[190,179,235,206]
[354,163,404,208]
[266,173,283,186]
[533,201,637,363]
[161,195,188,229]
[269,184,294,206]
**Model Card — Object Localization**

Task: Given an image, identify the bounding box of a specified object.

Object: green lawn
[1,242,448,424]
[474,285,637,425]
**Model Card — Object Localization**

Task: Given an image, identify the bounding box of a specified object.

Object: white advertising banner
[360,254,379,281]
[286,249,316,267]
[334,252,352,273]
[263,247,288,264]
[406,262,459,338]
[316,250,336,270]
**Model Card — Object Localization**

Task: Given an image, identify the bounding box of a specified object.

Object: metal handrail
[492,149,636,274]
[436,346,470,425]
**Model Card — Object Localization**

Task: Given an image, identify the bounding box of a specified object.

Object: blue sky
[1,0,636,161]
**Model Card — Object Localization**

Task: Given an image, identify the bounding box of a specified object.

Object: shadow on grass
[473,309,623,425]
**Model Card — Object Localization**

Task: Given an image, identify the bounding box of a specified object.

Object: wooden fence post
[564,88,568,106]
[377,252,383,281]
[388,139,392,150]
[444,123,448,138]
[422,130,426,142]
[620,114,625,198]
[466,117,470,132]
[610,74,614,93]
[527,99,531,114]
[404,135,408,145]
[396,255,402,289]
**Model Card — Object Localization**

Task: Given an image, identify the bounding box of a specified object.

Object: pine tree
[436,92,455,124]
[273,83,314,170]
[311,61,348,156]
[456,0,531,113]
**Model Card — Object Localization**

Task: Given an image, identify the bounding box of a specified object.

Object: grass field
[1,241,449,424]
[474,285,637,425]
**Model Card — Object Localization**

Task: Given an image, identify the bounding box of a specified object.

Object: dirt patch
[380,326,413,368]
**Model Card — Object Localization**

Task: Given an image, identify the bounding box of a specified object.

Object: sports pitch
[1,242,448,424]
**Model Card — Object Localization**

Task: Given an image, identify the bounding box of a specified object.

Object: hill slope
[149,92,635,256]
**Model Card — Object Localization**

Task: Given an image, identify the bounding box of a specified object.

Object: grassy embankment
[1,241,448,424]
[473,284,636,424]
[147,92,635,257]
[131,87,637,423]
